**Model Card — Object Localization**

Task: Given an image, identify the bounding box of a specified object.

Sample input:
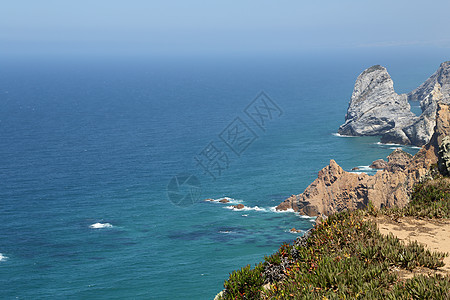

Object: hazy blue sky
[2,0,450,58]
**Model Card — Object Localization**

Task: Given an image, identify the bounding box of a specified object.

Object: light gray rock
[408,61,450,104]
[338,65,416,137]
[438,136,450,176]
[339,62,450,146]
[404,61,450,145]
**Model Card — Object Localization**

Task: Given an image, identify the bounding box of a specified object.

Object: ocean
[0,50,447,299]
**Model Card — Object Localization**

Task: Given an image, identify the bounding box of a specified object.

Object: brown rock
[205,198,214,202]
[232,204,245,209]
[352,167,360,171]
[276,103,450,217]
[370,159,388,169]
[218,198,230,203]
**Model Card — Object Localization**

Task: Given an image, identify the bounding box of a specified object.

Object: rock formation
[439,136,450,176]
[370,159,388,169]
[338,65,415,141]
[278,103,450,216]
[339,62,450,146]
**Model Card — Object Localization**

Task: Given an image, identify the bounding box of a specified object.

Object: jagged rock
[218,198,230,203]
[370,159,388,169]
[380,128,411,145]
[232,204,245,209]
[338,65,416,137]
[439,135,450,176]
[352,167,360,171]
[339,62,450,146]
[408,61,450,103]
[385,149,413,172]
[278,103,450,216]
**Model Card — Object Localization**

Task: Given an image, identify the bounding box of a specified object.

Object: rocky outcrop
[338,65,415,140]
[278,103,450,216]
[439,136,450,176]
[408,61,450,104]
[370,159,388,169]
[339,62,450,146]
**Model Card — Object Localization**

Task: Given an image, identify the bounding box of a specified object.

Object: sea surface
[0,50,447,299]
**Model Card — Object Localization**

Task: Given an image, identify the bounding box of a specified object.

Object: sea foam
[206,197,242,204]
[0,253,7,262]
[225,205,267,212]
[332,133,357,138]
[90,222,113,229]
[270,206,295,213]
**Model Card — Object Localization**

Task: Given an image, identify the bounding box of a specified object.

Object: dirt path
[372,216,450,277]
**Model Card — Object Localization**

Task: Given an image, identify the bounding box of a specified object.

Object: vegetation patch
[219,210,448,299]
[380,176,450,219]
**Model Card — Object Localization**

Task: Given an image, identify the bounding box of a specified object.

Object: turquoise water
[0,52,445,299]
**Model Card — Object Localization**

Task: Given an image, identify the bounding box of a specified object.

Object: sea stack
[339,61,450,146]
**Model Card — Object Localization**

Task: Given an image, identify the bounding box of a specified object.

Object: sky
[2,0,450,58]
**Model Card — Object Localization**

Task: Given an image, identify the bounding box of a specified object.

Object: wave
[376,141,422,150]
[89,222,113,229]
[269,206,295,213]
[219,230,233,234]
[356,165,372,171]
[286,229,302,234]
[375,142,403,147]
[298,214,317,220]
[225,205,267,212]
[332,133,357,138]
[0,253,7,262]
[205,197,242,204]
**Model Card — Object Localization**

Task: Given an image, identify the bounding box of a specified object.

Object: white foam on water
[0,253,7,262]
[375,142,404,147]
[89,222,113,229]
[269,206,295,213]
[219,230,233,234]
[241,214,249,217]
[332,133,357,138]
[286,229,302,234]
[298,214,317,220]
[205,197,242,204]
[357,165,372,171]
[225,205,267,212]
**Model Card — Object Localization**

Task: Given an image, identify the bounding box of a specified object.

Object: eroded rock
[339,62,450,146]
[278,103,450,216]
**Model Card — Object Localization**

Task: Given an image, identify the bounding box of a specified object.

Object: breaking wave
[89,222,113,229]
[0,253,8,262]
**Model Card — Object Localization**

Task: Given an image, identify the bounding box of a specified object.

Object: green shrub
[220,263,265,299]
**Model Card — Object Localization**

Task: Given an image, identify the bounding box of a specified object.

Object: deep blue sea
[0,50,447,299]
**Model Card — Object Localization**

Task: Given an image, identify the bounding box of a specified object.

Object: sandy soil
[372,215,450,278]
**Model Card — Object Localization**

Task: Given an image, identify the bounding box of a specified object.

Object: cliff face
[277,103,450,216]
[339,62,450,146]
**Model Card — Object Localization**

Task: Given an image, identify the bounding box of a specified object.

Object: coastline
[215,68,450,299]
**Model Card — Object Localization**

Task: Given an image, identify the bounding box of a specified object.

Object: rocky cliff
[338,62,450,146]
[277,103,450,216]
[338,65,415,140]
